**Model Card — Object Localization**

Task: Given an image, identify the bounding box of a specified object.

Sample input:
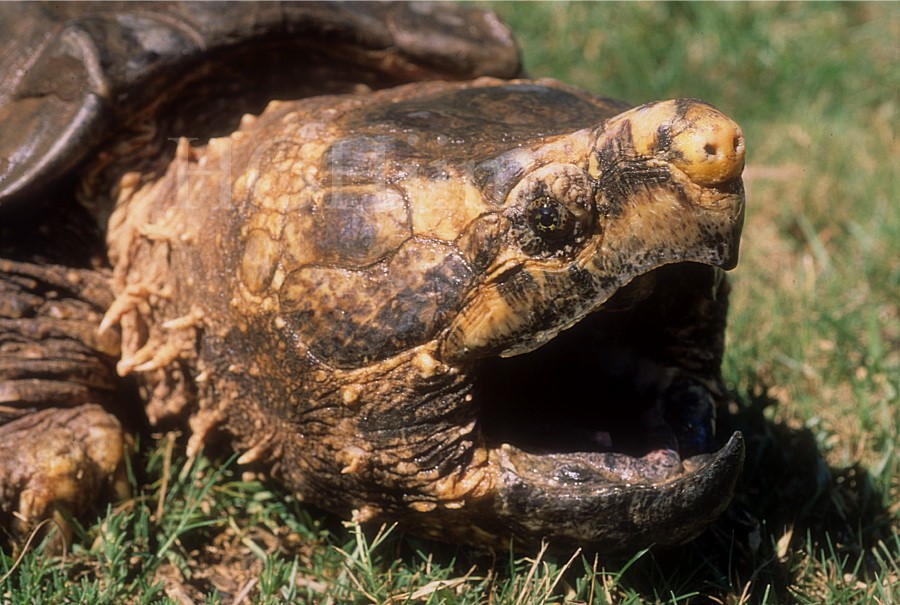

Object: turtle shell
[0,1,519,207]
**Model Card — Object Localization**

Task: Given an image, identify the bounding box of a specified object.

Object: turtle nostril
[668,114,745,187]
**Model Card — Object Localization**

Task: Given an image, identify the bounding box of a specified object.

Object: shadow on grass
[726,380,892,550]
[624,378,896,601]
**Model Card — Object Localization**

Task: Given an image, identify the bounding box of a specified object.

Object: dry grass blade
[514,542,549,605]
[384,567,479,603]
[0,518,58,586]
[156,431,177,522]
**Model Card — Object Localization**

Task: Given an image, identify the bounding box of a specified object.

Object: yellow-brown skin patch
[104,78,745,546]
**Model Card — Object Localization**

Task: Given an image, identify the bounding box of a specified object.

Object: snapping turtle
[0,2,746,552]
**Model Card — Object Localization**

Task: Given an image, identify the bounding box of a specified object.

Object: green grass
[2,3,897,603]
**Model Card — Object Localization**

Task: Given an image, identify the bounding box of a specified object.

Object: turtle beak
[473,256,746,550]
[588,98,746,276]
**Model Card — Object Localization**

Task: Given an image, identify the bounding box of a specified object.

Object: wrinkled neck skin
[105,141,493,537]
[103,102,498,536]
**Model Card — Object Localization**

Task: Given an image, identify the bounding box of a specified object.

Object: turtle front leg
[0,406,128,545]
[0,260,129,546]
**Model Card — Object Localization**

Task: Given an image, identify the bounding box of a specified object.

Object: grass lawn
[1,3,897,603]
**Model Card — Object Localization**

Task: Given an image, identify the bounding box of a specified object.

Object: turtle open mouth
[479,261,726,464]
[473,261,744,549]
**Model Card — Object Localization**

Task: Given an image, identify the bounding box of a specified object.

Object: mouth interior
[476,262,726,482]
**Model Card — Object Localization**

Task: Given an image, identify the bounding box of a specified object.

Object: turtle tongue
[490,385,712,487]
[494,443,684,486]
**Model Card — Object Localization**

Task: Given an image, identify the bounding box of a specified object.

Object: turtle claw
[0,405,129,548]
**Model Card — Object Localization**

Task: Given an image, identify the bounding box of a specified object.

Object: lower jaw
[463,262,741,548]
[487,431,744,551]
[471,373,744,551]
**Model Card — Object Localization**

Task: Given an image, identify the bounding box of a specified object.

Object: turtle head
[202,83,747,552]
[419,96,747,550]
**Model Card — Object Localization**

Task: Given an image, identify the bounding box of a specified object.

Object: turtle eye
[512,165,593,258]
[527,197,570,237]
